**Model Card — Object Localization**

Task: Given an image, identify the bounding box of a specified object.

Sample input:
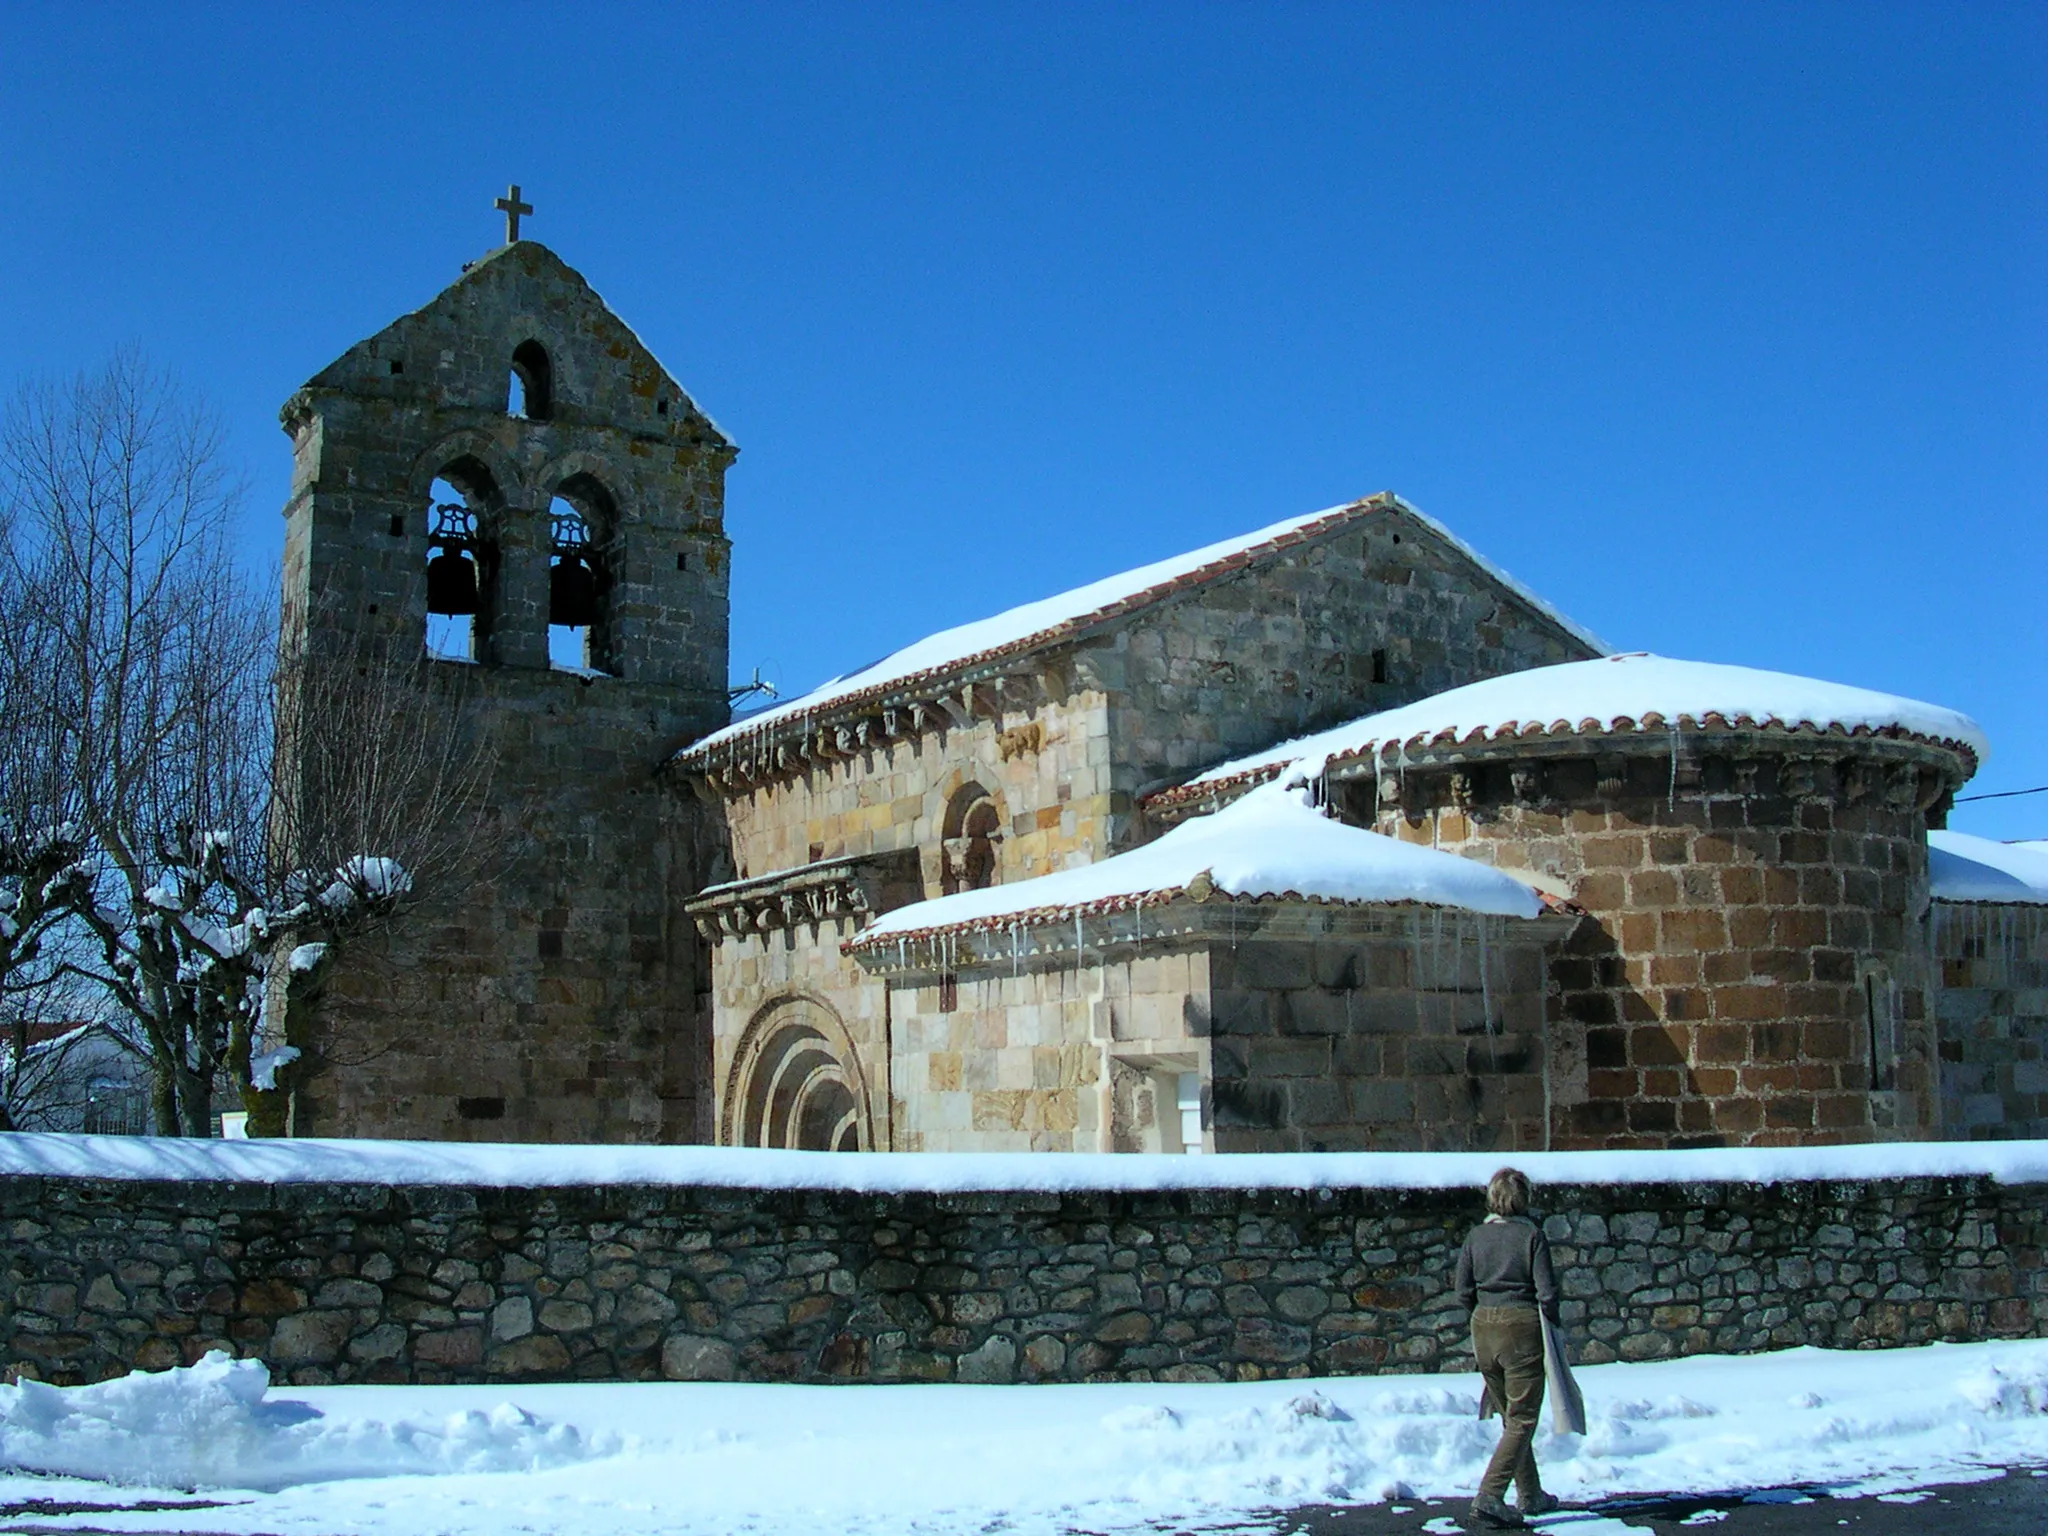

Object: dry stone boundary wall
[3,1171,2044,1387]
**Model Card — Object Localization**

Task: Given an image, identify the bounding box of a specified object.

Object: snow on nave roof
[1929,831,2048,905]
[679,493,1605,761]
[1165,653,1988,804]
[846,782,1546,947]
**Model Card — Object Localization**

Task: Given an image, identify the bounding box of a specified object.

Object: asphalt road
[1,1472,2043,1535]
[1266,1467,2048,1535]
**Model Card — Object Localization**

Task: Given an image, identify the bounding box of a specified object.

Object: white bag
[1540,1312,1587,1435]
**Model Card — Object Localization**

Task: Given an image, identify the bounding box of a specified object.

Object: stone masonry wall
[887,944,1186,1153]
[1353,740,1952,1149]
[4,1171,2043,1388]
[1935,902,2048,1137]
[1111,511,1594,801]
[718,688,1115,894]
[1205,917,1561,1154]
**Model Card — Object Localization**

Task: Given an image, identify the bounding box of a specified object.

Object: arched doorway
[723,996,872,1151]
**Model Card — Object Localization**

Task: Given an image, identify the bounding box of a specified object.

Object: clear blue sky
[4,5,2042,834]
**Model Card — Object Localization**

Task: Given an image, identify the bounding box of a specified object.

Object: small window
[1865,965,1896,1091]
[388,513,405,537]
[1371,647,1389,685]
[456,1096,505,1121]
[941,784,1004,895]
[538,929,564,960]
[1176,1072,1204,1154]
[676,551,688,571]
[388,359,404,376]
[509,339,552,421]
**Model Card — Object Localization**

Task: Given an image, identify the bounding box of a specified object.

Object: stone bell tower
[275,212,734,1142]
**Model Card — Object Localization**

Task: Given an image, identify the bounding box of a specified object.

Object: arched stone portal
[723,996,873,1151]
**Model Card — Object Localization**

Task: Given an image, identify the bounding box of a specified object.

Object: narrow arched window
[941,783,1004,895]
[1864,964,1897,1092]
[509,340,552,421]
[424,476,494,662]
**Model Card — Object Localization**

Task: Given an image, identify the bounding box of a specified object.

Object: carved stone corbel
[1448,771,1475,812]
[1595,753,1628,800]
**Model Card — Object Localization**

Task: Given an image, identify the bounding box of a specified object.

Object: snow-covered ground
[4,1339,2046,1535]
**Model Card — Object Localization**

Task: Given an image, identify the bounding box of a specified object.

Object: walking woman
[1454,1167,1564,1529]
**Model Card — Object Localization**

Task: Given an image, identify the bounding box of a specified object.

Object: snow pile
[853,780,1545,943]
[1930,830,2048,904]
[7,1341,2047,1534]
[684,495,1601,758]
[0,1350,609,1492]
[5,1129,2047,1193]
[1184,653,1989,792]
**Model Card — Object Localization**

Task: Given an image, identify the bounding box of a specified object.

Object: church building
[274,228,2048,1153]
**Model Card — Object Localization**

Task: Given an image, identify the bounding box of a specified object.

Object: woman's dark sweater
[1455,1215,1560,1322]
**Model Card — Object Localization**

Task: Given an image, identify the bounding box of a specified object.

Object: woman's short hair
[1486,1167,1532,1217]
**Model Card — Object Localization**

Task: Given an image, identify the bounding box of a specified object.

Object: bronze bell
[550,555,598,627]
[426,550,479,616]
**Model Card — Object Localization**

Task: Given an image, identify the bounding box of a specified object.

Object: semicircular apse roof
[1161,653,1986,807]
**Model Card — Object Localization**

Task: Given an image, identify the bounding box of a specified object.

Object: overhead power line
[1956,784,2048,804]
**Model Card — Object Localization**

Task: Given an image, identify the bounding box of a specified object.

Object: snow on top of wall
[849,782,1545,944]
[2,1131,2045,1193]
[680,495,1603,760]
[1176,653,1988,797]
[1930,830,2048,905]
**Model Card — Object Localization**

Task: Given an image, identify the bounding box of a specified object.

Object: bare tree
[0,503,90,1013]
[2,354,502,1136]
[2,353,268,1133]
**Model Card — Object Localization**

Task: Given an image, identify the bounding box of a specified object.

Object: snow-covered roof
[678,493,1604,764]
[1929,831,2048,905]
[845,783,1544,950]
[1157,653,1987,808]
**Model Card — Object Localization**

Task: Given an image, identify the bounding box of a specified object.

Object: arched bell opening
[547,474,617,674]
[509,339,552,421]
[423,471,499,662]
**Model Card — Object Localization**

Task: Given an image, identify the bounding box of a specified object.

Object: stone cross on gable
[495,184,534,243]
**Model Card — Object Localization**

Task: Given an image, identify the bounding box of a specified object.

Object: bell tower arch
[276,237,736,1144]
